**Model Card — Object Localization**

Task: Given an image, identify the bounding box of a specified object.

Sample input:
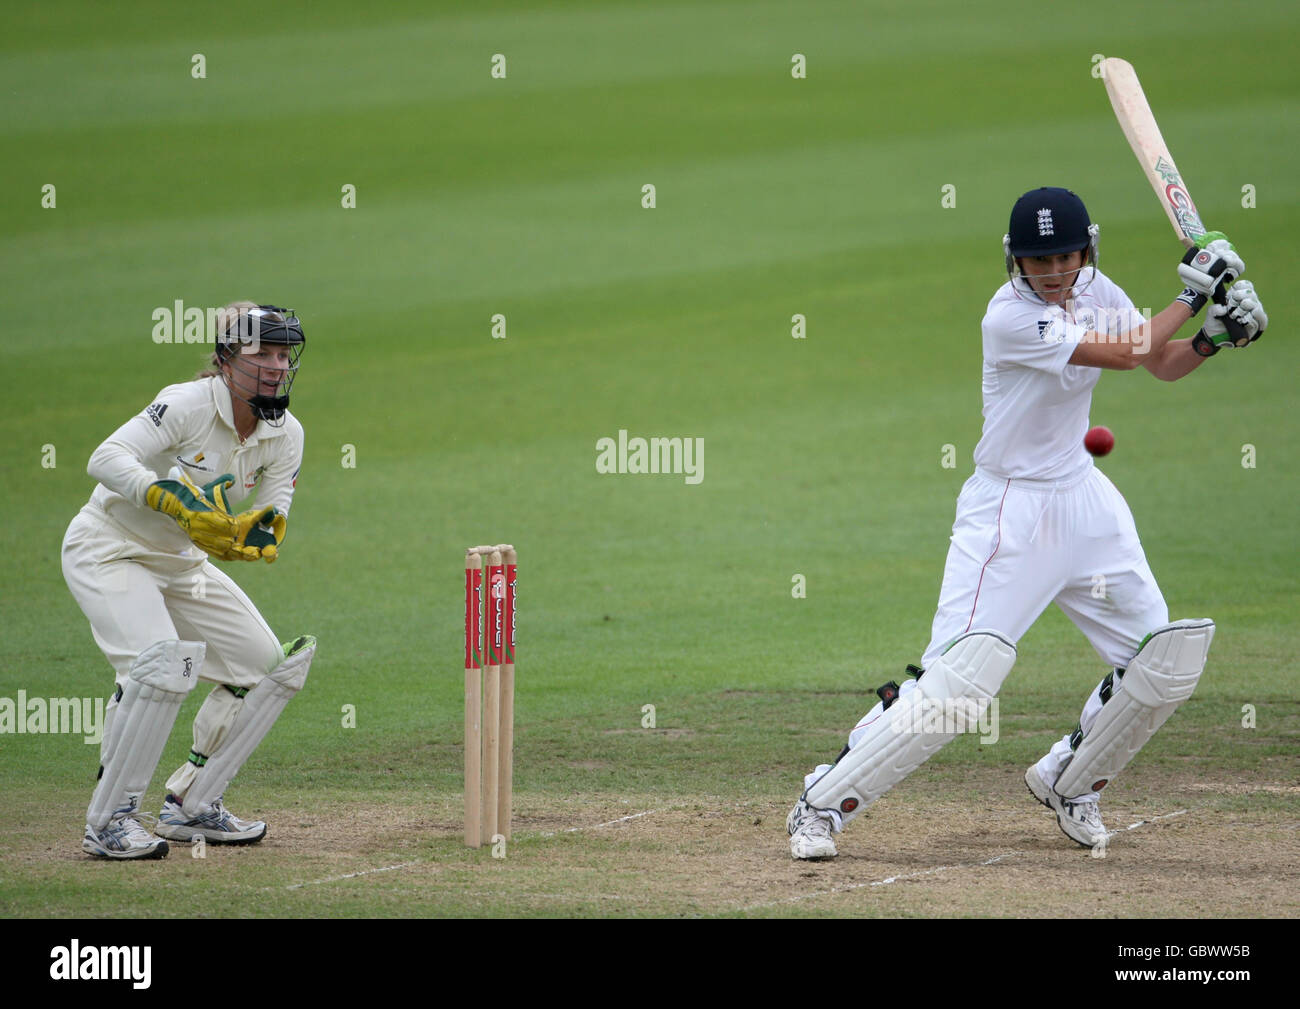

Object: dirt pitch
[9,766,1292,919]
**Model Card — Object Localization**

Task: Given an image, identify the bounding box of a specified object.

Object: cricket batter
[63,302,316,859]
[787,188,1268,859]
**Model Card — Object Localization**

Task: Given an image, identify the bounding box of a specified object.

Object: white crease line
[278,809,1188,893]
[744,851,1024,911]
[458,890,633,902]
[1117,809,1187,832]
[283,810,668,888]
[748,809,1191,910]
[285,860,424,890]
[541,808,663,836]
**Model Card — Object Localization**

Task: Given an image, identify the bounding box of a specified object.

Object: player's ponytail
[194,300,262,378]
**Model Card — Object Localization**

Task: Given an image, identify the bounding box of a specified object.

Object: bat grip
[1213,288,1252,346]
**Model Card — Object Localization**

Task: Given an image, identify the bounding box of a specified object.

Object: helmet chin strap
[248,392,290,421]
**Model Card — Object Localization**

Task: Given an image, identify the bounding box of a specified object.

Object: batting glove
[1191,281,1268,356]
[1178,237,1244,301]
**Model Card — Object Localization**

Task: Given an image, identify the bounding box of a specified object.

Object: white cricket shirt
[973,268,1142,481]
[84,377,304,554]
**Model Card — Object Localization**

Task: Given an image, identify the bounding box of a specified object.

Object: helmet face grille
[217,305,305,357]
[217,305,305,426]
[1002,190,1100,302]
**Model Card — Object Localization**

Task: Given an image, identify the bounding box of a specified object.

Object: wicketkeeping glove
[192,473,287,562]
[146,471,240,557]
[1191,280,1268,357]
[195,473,236,513]
[234,507,287,563]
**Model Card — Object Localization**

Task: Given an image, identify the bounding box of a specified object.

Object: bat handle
[1213,288,1252,347]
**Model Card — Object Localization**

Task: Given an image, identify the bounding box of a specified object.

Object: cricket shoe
[787,799,837,860]
[155,794,267,845]
[83,809,169,860]
[1025,766,1109,848]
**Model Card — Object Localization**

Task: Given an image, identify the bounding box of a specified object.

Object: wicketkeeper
[63,301,316,859]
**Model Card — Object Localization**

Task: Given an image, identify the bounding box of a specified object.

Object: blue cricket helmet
[1006,187,1093,257]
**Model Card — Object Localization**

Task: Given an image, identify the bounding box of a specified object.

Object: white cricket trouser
[63,503,286,808]
[815,465,1169,803]
[62,504,282,689]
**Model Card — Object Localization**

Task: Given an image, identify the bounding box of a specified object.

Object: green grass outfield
[1,1,1297,918]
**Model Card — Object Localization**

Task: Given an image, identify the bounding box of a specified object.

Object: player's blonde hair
[195,300,272,378]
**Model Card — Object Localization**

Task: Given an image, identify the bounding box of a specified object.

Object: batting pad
[1054,619,1214,798]
[163,685,245,799]
[181,636,315,817]
[805,630,1017,826]
[87,639,204,830]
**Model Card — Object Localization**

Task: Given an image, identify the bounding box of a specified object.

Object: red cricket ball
[1084,425,1115,457]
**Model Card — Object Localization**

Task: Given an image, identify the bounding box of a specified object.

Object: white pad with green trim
[88,640,203,830]
[805,630,1017,826]
[164,685,246,799]
[181,636,315,818]
[1054,619,1213,798]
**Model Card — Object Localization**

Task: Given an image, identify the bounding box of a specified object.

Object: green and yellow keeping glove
[234,507,287,563]
[149,469,287,563]
[146,471,240,558]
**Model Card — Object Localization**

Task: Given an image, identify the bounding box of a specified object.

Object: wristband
[1175,287,1208,314]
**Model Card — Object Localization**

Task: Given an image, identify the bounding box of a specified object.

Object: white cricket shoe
[155,794,267,845]
[787,799,838,860]
[1025,766,1109,847]
[83,810,169,860]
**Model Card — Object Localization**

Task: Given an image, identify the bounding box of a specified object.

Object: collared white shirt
[973,269,1143,481]
[85,377,304,554]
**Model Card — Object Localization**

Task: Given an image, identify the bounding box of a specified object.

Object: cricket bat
[1101,56,1248,344]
